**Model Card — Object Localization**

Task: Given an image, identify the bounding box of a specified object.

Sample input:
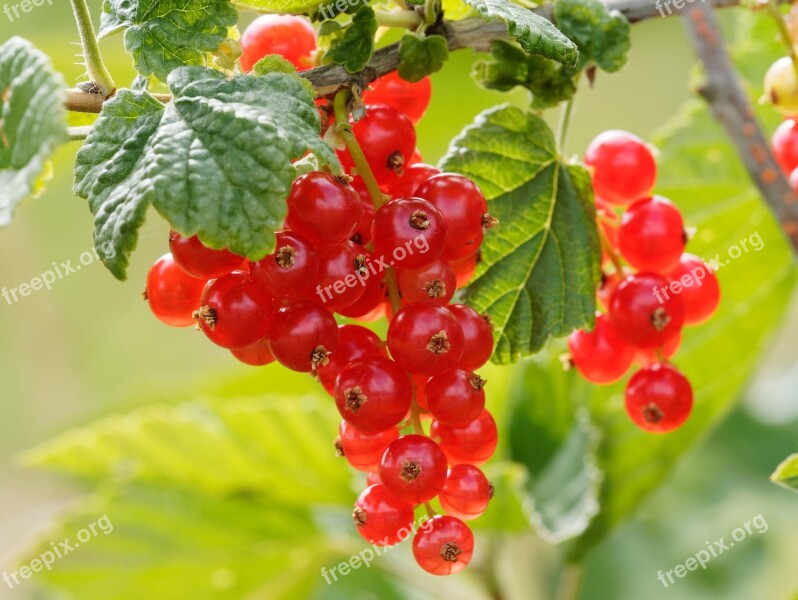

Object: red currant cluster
[144,14,498,576]
[568,131,721,434]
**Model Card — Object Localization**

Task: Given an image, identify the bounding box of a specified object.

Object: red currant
[450,254,478,289]
[568,314,634,384]
[625,363,693,433]
[372,197,447,270]
[618,196,685,273]
[168,231,242,280]
[667,254,720,326]
[335,356,412,434]
[362,73,432,124]
[353,484,415,546]
[634,331,681,368]
[397,259,457,305]
[426,368,486,427]
[314,241,369,310]
[336,273,387,319]
[430,410,498,466]
[448,304,494,370]
[285,172,361,249]
[439,464,493,521]
[268,302,338,372]
[412,515,474,576]
[608,273,685,349]
[388,163,441,199]
[379,434,448,504]
[317,325,385,394]
[240,14,316,73]
[337,421,399,472]
[585,130,656,206]
[250,230,318,301]
[146,253,207,327]
[772,119,798,173]
[230,335,275,366]
[387,304,464,375]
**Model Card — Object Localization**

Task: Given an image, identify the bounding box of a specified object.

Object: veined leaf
[554,0,630,73]
[771,454,798,492]
[398,34,449,83]
[236,0,325,14]
[325,6,378,73]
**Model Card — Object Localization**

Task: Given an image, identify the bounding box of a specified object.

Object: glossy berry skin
[379,434,448,504]
[568,314,635,385]
[337,421,399,472]
[231,336,275,366]
[397,259,457,305]
[415,174,488,261]
[353,484,416,547]
[250,230,318,300]
[450,254,477,289]
[764,57,798,117]
[412,515,474,576]
[146,254,207,327]
[387,304,464,376]
[268,302,338,372]
[608,273,685,350]
[240,15,316,72]
[585,130,657,206]
[388,163,441,199]
[315,241,369,310]
[196,272,272,349]
[372,197,447,270]
[335,356,412,434]
[430,410,498,466]
[667,254,720,326]
[336,273,387,319]
[448,304,494,371]
[168,231,242,280]
[426,368,486,427]
[625,363,693,433]
[363,73,432,124]
[318,325,385,394]
[285,172,362,248]
[634,331,681,368]
[439,464,493,521]
[618,196,685,273]
[352,198,376,246]
[771,119,798,173]
[339,104,417,187]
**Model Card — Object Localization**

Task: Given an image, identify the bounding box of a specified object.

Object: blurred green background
[1,3,798,599]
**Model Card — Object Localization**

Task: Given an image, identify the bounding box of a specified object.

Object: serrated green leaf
[462,0,578,67]
[99,0,238,81]
[237,0,325,15]
[253,54,299,75]
[554,0,630,73]
[325,6,378,73]
[0,37,67,226]
[771,454,798,492]
[398,34,449,83]
[73,67,338,280]
[439,105,600,363]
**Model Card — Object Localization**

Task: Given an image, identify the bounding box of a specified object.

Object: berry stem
[598,222,624,275]
[767,0,798,82]
[69,0,116,98]
[555,563,584,600]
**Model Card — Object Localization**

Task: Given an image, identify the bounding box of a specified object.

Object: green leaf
[99,0,238,82]
[554,0,630,73]
[237,0,326,15]
[0,37,67,226]
[398,34,449,83]
[253,55,299,75]
[462,0,578,67]
[325,6,378,73]
[73,67,338,280]
[439,105,600,363]
[771,454,798,492]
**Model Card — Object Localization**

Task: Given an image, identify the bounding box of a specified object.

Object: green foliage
[439,105,600,363]
[99,0,238,82]
[325,6,378,73]
[0,37,67,226]
[398,34,450,82]
[73,67,338,280]
[771,454,798,492]
[554,0,630,73]
[227,0,322,15]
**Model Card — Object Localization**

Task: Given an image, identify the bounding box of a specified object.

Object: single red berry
[412,515,474,576]
[439,464,493,521]
[387,304,464,376]
[450,254,478,289]
[195,272,272,349]
[415,174,490,261]
[771,118,798,173]
[339,104,416,187]
[250,230,319,301]
[362,73,432,124]
[388,163,441,199]
[379,434,448,504]
[286,172,362,248]
[585,130,657,206]
[448,304,493,371]
[568,314,635,384]
[667,254,720,325]
[618,196,686,273]
[337,421,399,472]
[397,259,457,305]
[314,241,370,310]
[372,197,447,269]
[168,231,242,280]
[146,253,207,327]
[625,363,693,433]
[268,302,338,372]
[634,331,682,368]
[353,484,416,546]
[335,356,412,433]
[336,273,387,320]
[318,325,385,394]
[230,335,275,366]
[608,273,685,350]
[240,14,316,72]
[430,410,498,466]
[426,368,486,427]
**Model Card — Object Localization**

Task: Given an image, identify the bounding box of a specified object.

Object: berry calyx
[624,363,693,433]
[412,515,474,576]
[397,259,457,305]
[387,303,465,376]
[372,197,448,270]
[379,434,448,504]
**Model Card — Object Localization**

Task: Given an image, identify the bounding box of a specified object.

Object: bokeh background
[1,3,797,599]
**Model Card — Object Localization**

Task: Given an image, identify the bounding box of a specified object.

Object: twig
[683,2,798,252]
